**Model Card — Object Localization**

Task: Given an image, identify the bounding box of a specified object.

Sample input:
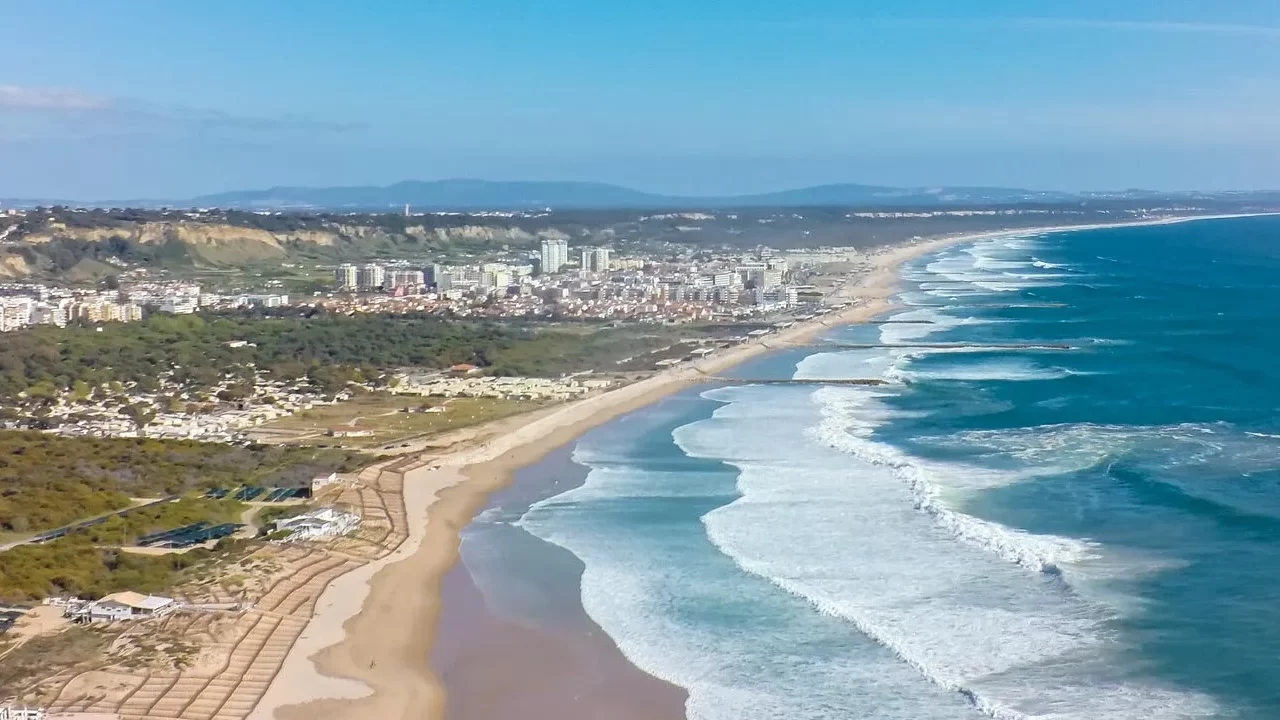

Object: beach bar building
[74,592,176,622]
[273,507,361,542]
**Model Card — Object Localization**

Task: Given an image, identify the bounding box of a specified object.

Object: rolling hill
[189,179,1073,210]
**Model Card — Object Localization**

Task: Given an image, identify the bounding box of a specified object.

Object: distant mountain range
[187,180,1081,210]
[6,179,1280,211]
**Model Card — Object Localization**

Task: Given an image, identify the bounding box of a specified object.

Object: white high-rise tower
[540,238,568,274]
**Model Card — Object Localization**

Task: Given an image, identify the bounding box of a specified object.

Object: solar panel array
[210,486,307,502]
[0,610,23,633]
[31,494,182,543]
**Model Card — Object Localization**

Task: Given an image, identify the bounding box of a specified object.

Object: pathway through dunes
[39,456,421,720]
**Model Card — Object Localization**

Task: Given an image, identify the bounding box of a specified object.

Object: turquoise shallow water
[511,215,1280,719]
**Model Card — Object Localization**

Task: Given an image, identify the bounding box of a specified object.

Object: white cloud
[0,85,112,110]
[0,84,362,138]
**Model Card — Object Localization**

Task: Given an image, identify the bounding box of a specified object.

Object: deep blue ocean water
[513,215,1280,719]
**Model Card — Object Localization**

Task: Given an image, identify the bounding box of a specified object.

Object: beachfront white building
[274,507,361,542]
[0,707,46,720]
[69,592,177,623]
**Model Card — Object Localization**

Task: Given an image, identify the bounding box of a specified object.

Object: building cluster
[336,261,538,293]
[320,246,819,323]
[18,369,345,443]
[0,285,144,331]
[0,280,295,331]
[394,372,614,400]
[125,282,289,313]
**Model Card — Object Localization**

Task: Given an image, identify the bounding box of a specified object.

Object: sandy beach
[248,214,1254,720]
[432,442,690,720]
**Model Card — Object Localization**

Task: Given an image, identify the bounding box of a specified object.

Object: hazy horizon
[3,1,1279,198]
[5,168,1280,205]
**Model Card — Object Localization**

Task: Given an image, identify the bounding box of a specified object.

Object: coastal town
[0,216,890,716]
[7,1,1280,717]
[0,226,870,448]
[2,204,1276,719]
[0,195,1269,720]
[0,228,847,332]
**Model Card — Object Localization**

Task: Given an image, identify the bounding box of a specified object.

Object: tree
[123,403,155,431]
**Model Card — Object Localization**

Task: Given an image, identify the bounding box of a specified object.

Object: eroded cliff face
[7,218,551,272]
[0,253,30,278]
[22,221,333,252]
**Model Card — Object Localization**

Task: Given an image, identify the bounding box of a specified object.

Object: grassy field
[254,393,547,448]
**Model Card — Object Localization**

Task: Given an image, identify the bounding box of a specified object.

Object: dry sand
[245,233,962,720]
[249,215,1253,720]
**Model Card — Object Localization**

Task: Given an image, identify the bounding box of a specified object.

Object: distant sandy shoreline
[248,213,1264,720]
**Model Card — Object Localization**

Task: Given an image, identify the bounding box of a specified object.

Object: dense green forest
[0,313,515,399]
[0,431,363,533]
[0,312,688,400]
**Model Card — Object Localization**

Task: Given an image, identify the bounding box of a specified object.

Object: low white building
[0,706,46,720]
[326,425,374,438]
[274,507,361,542]
[311,472,339,492]
[73,591,176,622]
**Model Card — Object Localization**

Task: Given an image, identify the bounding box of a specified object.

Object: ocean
[476,215,1280,719]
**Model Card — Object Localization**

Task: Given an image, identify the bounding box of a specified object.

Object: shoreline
[432,443,690,719]
[248,213,1263,720]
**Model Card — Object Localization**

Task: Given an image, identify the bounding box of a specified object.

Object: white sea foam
[809,385,1097,571]
[929,423,1280,519]
[877,307,980,345]
[520,387,982,720]
[517,234,1220,720]
[794,347,897,381]
[928,422,1267,473]
[887,356,1080,383]
[676,382,1216,719]
[872,304,1078,384]
[1033,258,1067,269]
[918,236,1069,295]
[972,256,1034,272]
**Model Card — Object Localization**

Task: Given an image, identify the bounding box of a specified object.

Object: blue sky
[2,0,1279,198]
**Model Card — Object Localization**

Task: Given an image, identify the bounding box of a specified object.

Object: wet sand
[249,220,1242,720]
[433,445,687,720]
